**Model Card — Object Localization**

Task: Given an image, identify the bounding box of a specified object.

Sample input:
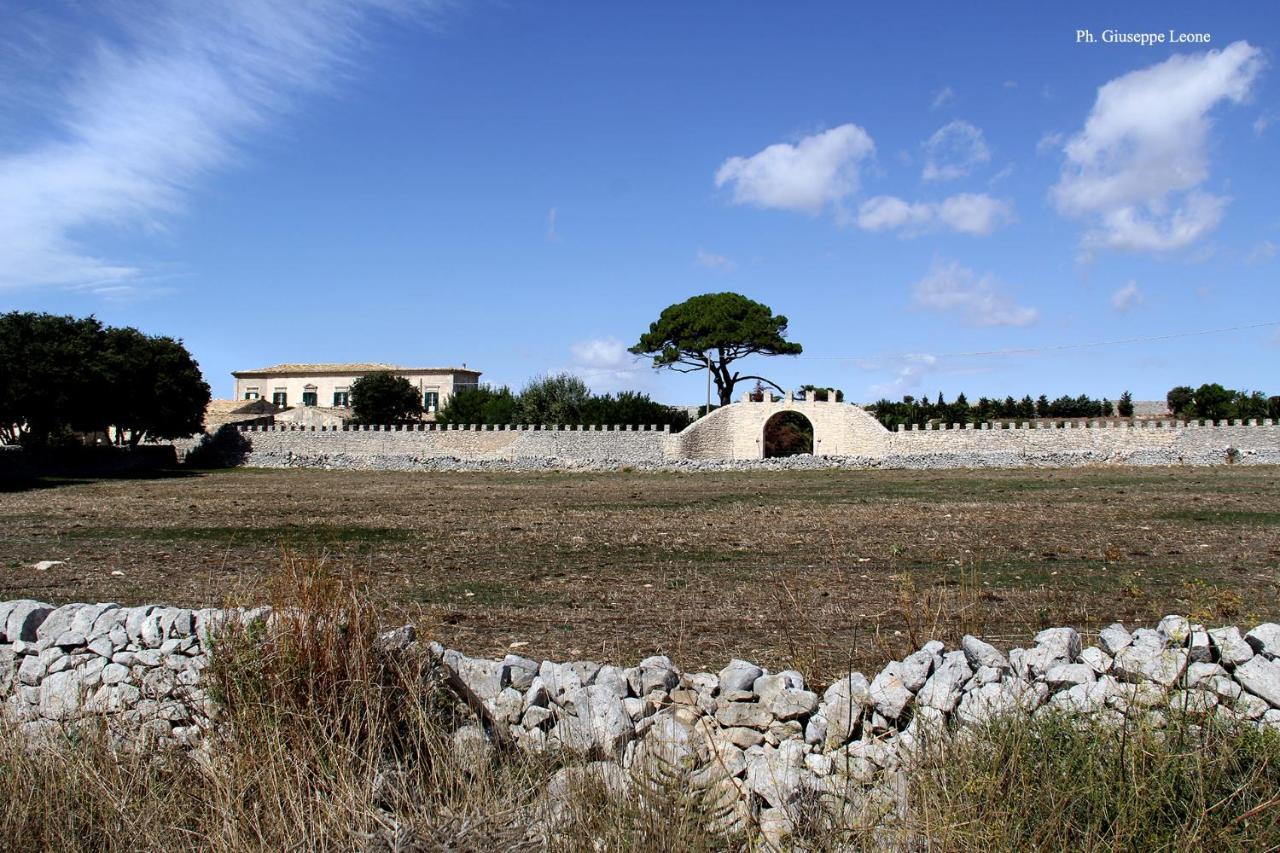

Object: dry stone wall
[212,407,1280,470]
[4,598,1280,844]
[884,419,1280,467]
[232,423,677,468]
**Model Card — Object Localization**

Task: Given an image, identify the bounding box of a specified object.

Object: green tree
[630,292,803,406]
[1117,390,1134,418]
[436,385,517,425]
[1166,386,1195,418]
[102,328,210,445]
[1191,383,1233,421]
[514,373,591,424]
[0,312,108,445]
[349,371,424,424]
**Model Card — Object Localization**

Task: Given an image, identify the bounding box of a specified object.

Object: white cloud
[931,86,955,109]
[1247,239,1277,264]
[568,337,642,393]
[1110,280,1143,312]
[1037,131,1064,155]
[856,193,1014,236]
[922,120,990,181]
[866,353,939,399]
[910,260,1038,327]
[0,1,440,291]
[715,124,875,214]
[546,207,560,241]
[1254,113,1274,136]
[1051,40,1264,255]
[695,248,735,272]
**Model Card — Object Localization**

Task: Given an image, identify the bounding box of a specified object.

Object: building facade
[231,363,481,416]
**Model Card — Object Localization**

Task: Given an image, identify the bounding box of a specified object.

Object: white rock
[718,659,763,694]
[1245,624,1280,658]
[1098,623,1132,656]
[753,671,804,705]
[38,670,83,720]
[554,685,636,754]
[32,560,65,572]
[1079,646,1113,674]
[1044,664,1096,691]
[869,662,913,720]
[5,601,54,643]
[1234,656,1280,708]
[961,635,1009,671]
[1156,615,1191,645]
[1209,626,1254,667]
[916,652,972,713]
[768,689,819,721]
[1113,645,1188,688]
[456,656,504,702]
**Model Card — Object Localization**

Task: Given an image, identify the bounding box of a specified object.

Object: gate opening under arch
[763,410,814,458]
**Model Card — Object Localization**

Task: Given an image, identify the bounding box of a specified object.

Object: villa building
[231,363,481,416]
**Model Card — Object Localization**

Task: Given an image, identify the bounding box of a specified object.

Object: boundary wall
[217,400,1280,468]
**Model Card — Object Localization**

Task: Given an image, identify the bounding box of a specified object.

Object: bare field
[3,466,1279,677]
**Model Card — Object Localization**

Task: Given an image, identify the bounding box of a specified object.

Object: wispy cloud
[922,120,990,182]
[865,353,939,399]
[546,207,560,242]
[695,248,735,272]
[1247,239,1277,264]
[0,1,442,291]
[910,259,1038,327]
[1110,280,1143,312]
[931,86,955,109]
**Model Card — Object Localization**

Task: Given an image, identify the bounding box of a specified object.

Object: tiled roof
[233,363,480,375]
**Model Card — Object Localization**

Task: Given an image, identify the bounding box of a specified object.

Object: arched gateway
[672,393,891,460]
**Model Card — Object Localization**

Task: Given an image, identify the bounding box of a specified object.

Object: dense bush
[0,312,210,447]
[436,373,691,429]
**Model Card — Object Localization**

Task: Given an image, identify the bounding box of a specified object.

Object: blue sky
[2,2,1277,404]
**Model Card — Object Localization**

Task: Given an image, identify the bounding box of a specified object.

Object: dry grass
[3,466,1279,678]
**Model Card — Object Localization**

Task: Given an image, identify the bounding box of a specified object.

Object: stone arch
[763,410,813,457]
[670,396,892,460]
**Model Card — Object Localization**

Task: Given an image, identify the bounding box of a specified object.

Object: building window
[272,391,288,407]
[424,390,439,412]
[333,390,350,407]
[244,388,260,400]
[302,385,318,407]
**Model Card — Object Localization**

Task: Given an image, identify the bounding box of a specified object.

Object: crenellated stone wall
[206,404,1280,470]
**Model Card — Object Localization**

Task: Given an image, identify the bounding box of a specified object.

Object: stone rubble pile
[246,446,1279,473]
[3,599,1280,845]
[436,616,1280,842]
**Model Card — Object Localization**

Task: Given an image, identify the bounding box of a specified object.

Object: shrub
[183,424,251,468]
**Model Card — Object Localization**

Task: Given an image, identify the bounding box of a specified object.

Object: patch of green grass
[59,524,414,546]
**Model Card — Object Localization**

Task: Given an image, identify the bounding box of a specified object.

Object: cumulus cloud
[1051,40,1264,255]
[922,120,990,181]
[715,124,875,215]
[856,193,1014,236]
[0,1,440,291]
[910,260,1038,327]
[1110,280,1143,312]
[695,248,735,272]
[568,337,642,393]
